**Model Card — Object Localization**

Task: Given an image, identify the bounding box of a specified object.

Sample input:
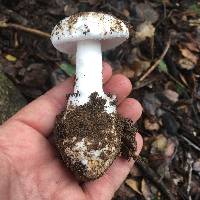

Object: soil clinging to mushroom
[54,92,137,181]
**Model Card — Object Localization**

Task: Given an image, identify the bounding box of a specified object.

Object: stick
[164,71,187,89]
[180,135,200,152]
[186,153,193,200]
[136,161,176,200]
[133,75,161,90]
[138,38,171,82]
[0,22,50,38]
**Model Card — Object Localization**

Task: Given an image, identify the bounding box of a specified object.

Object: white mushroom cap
[51,12,129,54]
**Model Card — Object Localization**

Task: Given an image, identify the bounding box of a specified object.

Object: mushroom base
[54,92,137,181]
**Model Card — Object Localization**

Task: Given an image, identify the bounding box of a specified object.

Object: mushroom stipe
[54,92,137,181]
[51,12,137,181]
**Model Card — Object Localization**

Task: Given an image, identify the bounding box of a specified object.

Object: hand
[0,63,143,200]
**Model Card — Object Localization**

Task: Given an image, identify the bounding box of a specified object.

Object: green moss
[0,71,27,124]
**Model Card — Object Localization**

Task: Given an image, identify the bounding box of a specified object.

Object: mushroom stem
[69,40,104,105]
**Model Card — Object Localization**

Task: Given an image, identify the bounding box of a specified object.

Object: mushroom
[51,12,129,112]
[51,12,135,181]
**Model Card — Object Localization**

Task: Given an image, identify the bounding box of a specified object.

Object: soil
[0,69,27,123]
[0,0,200,199]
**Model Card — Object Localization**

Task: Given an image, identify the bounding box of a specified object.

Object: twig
[138,38,171,82]
[186,153,193,200]
[163,1,167,19]
[133,75,161,90]
[0,21,50,38]
[179,135,200,152]
[164,71,188,89]
[181,126,200,149]
[136,161,176,200]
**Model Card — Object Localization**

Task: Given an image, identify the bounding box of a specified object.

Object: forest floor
[0,0,200,199]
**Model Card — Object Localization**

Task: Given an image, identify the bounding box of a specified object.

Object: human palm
[0,63,143,200]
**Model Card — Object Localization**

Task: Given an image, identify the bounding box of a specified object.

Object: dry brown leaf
[165,138,177,158]
[184,42,200,52]
[151,135,167,154]
[114,66,135,78]
[180,48,198,64]
[193,159,200,173]
[173,176,183,186]
[127,48,151,77]
[141,179,152,200]
[162,0,171,5]
[131,60,151,77]
[132,3,159,23]
[189,18,200,27]
[178,58,195,70]
[122,67,135,78]
[130,165,142,177]
[135,21,155,41]
[122,9,130,17]
[125,179,142,195]
[164,89,179,103]
[5,54,17,62]
[177,104,189,113]
[179,73,189,86]
[144,118,160,131]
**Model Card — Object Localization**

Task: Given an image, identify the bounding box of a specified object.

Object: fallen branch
[138,38,171,82]
[0,21,50,38]
[136,161,176,200]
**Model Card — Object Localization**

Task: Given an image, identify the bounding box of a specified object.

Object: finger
[83,99,143,200]
[5,63,112,137]
[83,133,143,200]
[118,98,143,124]
[102,62,112,83]
[104,74,132,104]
